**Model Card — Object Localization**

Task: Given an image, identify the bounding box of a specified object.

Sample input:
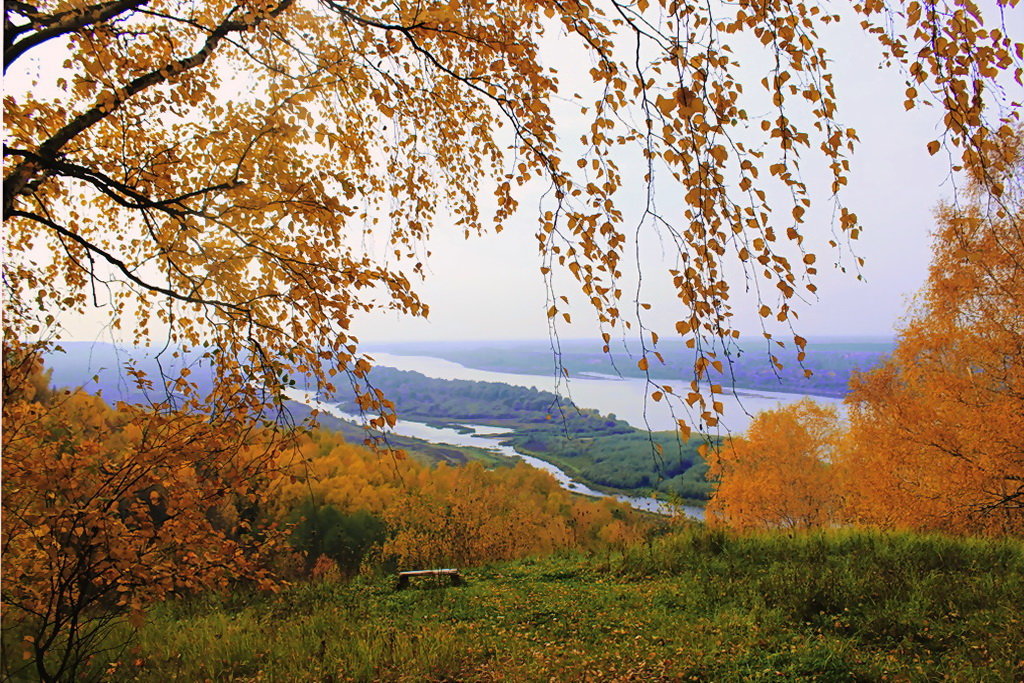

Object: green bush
[288,502,387,576]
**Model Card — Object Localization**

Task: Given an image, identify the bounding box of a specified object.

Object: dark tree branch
[7,208,252,315]
[3,0,295,215]
[5,145,240,214]
[4,0,151,72]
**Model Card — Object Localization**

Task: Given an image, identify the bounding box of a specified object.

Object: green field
[42,528,1022,682]
[507,429,713,502]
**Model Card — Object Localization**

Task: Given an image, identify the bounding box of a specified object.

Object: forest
[4,0,1023,679]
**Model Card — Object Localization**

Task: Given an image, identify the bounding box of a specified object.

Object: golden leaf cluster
[4,0,1020,430]
[708,130,1024,535]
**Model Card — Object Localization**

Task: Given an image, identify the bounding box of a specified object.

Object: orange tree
[1,344,286,681]
[841,130,1024,535]
[706,398,842,531]
[707,130,1023,536]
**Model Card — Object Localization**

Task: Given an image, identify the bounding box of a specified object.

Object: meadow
[57,527,1023,682]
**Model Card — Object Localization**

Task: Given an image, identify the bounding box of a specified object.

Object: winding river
[288,387,704,520]
[287,389,701,519]
[289,354,839,520]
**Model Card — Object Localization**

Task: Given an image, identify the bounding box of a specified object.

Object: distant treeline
[339,366,634,435]
[369,338,893,398]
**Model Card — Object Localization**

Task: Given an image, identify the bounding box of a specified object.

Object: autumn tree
[705,129,1024,536]
[0,344,285,681]
[381,460,648,567]
[706,398,841,531]
[840,129,1024,535]
[4,0,1022,428]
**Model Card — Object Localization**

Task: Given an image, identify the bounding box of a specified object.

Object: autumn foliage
[1,344,287,681]
[271,429,647,574]
[706,399,841,531]
[710,130,1024,536]
[3,0,1023,677]
[840,131,1024,535]
[4,0,1021,430]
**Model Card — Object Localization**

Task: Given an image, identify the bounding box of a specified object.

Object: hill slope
[70,529,1024,681]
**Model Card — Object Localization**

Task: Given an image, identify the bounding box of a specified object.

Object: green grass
[64,529,1024,681]
[508,432,712,504]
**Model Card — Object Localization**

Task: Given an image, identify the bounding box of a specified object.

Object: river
[289,353,838,519]
[364,351,843,434]
[287,389,702,519]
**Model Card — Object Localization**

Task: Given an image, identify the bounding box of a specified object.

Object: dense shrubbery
[288,503,387,577]
[1,346,287,682]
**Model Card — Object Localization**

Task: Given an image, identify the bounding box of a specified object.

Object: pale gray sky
[358,13,989,343]
[8,5,1021,346]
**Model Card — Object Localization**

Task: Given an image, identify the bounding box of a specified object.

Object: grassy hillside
[62,528,1023,682]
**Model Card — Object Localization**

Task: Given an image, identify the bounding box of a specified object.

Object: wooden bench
[395,568,465,590]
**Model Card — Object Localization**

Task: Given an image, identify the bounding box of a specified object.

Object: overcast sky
[358,7,1022,344]
[10,5,1021,347]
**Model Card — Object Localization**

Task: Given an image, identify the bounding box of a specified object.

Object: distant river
[366,351,843,434]
[291,354,839,520]
[288,389,701,519]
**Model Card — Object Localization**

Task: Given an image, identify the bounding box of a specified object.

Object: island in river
[333,365,716,505]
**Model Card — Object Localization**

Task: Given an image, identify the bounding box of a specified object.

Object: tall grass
[37,528,1023,681]
[614,526,1024,678]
